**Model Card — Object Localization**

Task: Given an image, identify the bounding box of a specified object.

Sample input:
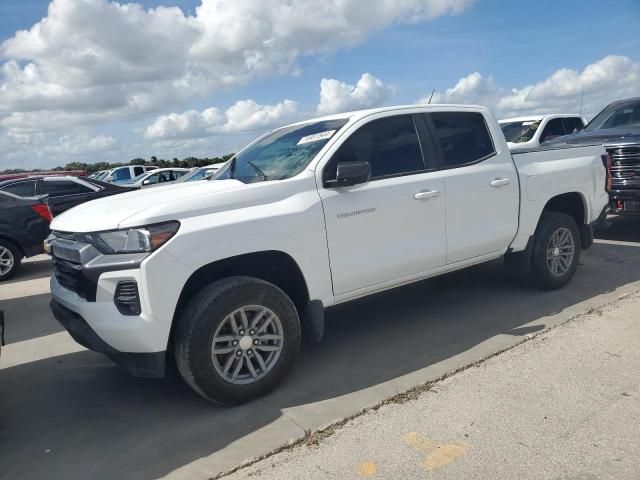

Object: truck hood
[549,127,640,146]
[51,179,245,232]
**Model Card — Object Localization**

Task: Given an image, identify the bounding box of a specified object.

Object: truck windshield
[585,99,640,131]
[500,120,541,143]
[213,118,349,183]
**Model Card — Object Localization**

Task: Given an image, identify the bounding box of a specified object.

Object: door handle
[414,189,441,200]
[490,178,511,187]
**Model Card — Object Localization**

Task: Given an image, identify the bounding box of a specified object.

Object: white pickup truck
[48,105,609,404]
[499,114,586,151]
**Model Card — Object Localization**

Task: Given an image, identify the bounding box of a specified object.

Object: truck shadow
[596,214,640,243]
[1,218,639,480]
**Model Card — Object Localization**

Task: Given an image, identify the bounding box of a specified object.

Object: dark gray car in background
[0,175,137,216]
[0,191,52,281]
[549,97,640,214]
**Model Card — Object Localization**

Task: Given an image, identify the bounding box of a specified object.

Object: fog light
[114,281,141,316]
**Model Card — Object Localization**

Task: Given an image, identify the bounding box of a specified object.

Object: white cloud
[0,0,473,133]
[145,99,299,140]
[0,128,119,169]
[53,134,118,155]
[145,72,397,140]
[421,55,640,119]
[316,73,396,115]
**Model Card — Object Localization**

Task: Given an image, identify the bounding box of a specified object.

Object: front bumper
[50,271,173,354]
[50,298,166,378]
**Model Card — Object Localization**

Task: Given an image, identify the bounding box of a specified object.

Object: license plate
[623,200,640,212]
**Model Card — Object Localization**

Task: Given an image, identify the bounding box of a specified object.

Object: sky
[1,0,639,170]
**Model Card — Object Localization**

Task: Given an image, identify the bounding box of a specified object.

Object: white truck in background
[47,104,609,404]
[500,114,586,150]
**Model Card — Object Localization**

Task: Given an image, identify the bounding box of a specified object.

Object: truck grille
[607,146,640,186]
[52,256,84,298]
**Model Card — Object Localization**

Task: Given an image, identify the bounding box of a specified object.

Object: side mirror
[324,161,371,187]
[142,179,150,185]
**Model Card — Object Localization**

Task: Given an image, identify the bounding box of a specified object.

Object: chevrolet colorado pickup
[48,105,609,404]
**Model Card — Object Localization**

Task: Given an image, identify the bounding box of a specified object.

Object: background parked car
[172,164,225,184]
[547,97,640,214]
[104,165,158,183]
[499,114,586,150]
[0,191,52,281]
[120,168,189,188]
[88,170,109,180]
[0,176,137,216]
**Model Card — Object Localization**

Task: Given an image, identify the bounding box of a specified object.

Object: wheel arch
[170,250,311,344]
[541,191,588,226]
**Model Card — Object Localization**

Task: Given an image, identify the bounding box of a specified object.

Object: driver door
[319,114,447,297]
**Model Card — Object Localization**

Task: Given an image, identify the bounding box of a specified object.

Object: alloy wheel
[0,246,14,277]
[211,305,284,385]
[546,227,575,277]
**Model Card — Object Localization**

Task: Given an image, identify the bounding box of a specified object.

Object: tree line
[0,154,234,175]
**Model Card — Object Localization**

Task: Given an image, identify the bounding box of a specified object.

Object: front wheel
[173,276,301,405]
[520,212,581,290]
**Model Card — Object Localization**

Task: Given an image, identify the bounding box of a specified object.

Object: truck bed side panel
[510,145,608,251]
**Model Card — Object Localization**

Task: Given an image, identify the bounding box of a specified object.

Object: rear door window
[427,112,495,168]
[133,166,144,176]
[77,183,94,194]
[40,180,79,196]
[562,117,584,134]
[0,180,37,196]
[539,119,566,143]
[325,115,425,181]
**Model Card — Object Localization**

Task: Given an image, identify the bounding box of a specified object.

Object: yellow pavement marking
[402,432,470,471]
[355,461,377,477]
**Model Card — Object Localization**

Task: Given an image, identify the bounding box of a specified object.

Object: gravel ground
[225,291,640,480]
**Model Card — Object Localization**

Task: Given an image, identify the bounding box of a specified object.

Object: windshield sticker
[297,130,337,146]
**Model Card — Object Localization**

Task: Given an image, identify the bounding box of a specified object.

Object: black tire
[173,276,301,405]
[0,239,22,282]
[520,212,581,290]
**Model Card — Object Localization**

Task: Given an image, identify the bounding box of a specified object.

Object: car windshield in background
[177,168,217,183]
[500,120,541,143]
[585,99,640,131]
[214,119,349,184]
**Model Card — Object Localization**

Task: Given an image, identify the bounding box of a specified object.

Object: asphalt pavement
[227,289,640,480]
[0,215,639,480]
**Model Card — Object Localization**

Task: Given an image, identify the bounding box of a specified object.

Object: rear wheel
[521,212,580,290]
[173,276,301,405]
[0,239,21,281]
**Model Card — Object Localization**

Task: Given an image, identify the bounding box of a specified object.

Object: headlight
[80,222,180,254]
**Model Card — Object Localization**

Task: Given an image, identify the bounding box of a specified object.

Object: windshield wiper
[247,160,268,181]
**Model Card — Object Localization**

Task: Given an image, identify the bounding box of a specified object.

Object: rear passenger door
[319,114,447,296]
[424,111,519,264]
